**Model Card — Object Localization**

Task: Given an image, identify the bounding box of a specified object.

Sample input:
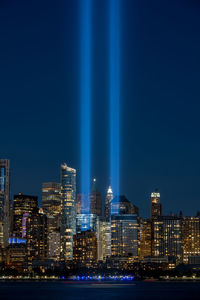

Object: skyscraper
[138,218,152,260]
[73,230,97,267]
[26,208,48,265]
[60,163,76,260]
[42,182,61,216]
[96,218,111,261]
[151,190,162,219]
[90,178,102,216]
[111,214,139,259]
[152,215,182,261]
[104,185,113,221]
[42,182,61,260]
[13,194,38,237]
[0,159,10,248]
[182,216,200,264]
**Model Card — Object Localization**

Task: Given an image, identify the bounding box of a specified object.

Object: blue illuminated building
[76,213,97,234]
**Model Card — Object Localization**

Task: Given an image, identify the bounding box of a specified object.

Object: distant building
[76,213,97,233]
[26,208,48,265]
[111,214,139,259]
[111,195,139,216]
[96,218,111,261]
[60,163,76,261]
[90,178,102,216]
[139,218,152,260]
[13,194,38,238]
[0,159,10,248]
[42,182,61,216]
[152,215,182,261]
[42,182,61,260]
[73,230,97,267]
[151,190,162,219]
[6,238,26,271]
[182,216,200,264]
[104,186,113,221]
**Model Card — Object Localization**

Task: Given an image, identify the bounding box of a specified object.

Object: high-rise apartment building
[151,190,162,219]
[90,178,102,216]
[42,182,61,260]
[60,163,76,260]
[111,214,139,259]
[182,216,200,263]
[13,194,38,238]
[26,208,48,265]
[0,159,10,248]
[42,182,61,215]
[73,230,97,267]
[152,215,182,261]
[139,218,152,260]
[96,218,111,261]
[104,186,113,221]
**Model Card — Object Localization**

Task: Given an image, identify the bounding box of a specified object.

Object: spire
[91,178,97,193]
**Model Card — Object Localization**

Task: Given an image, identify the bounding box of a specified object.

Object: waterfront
[0,281,200,300]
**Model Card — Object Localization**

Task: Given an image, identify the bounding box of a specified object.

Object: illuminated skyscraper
[0,159,10,248]
[26,208,48,265]
[152,215,182,261]
[90,178,102,216]
[42,182,61,216]
[42,182,61,260]
[139,218,152,260]
[73,230,97,267]
[182,216,200,264]
[104,185,113,221]
[151,190,162,219]
[111,214,139,259]
[60,163,76,260]
[96,218,111,261]
[13,194,38,238]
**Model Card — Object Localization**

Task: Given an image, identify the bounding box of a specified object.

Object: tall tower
[151,189,162,219]
[42,182,61,260]
[90,178,102,216]
[104,185,113,221]
[0,159,10,248]
[13,193,38,237]
[60,163,76,260]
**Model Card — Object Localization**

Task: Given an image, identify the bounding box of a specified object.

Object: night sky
[1,0,200,217]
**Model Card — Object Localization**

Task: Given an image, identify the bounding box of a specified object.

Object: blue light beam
[80,0,92,229]
[109,0,120,210]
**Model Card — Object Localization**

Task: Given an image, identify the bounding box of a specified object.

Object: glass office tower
[60,163,76,260]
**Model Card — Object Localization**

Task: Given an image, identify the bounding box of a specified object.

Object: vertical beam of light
[109,0,120,213]
[80,0,91,229]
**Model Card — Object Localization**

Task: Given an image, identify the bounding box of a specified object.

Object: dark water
[0,281,199,300]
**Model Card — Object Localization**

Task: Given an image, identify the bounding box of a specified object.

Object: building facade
[60,163,76,260]
[0,159,10,248]
[111,214,139,259]
[13,194,38,238]
[73,230,97,267]
[152,216,182,261]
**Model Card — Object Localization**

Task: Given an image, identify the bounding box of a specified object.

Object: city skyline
[1,1,200,216]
